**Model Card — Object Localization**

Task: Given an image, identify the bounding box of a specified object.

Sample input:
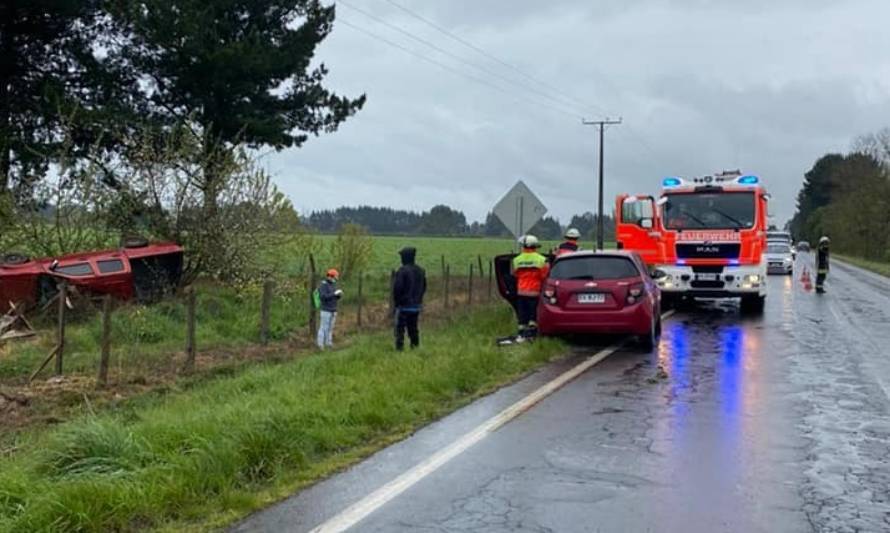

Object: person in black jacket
[815,236,830,294]
[393,247,427,350]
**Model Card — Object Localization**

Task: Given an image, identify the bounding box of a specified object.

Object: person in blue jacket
[317,268,343,349]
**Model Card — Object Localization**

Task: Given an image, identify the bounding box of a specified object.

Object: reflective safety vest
[512,251,549,297]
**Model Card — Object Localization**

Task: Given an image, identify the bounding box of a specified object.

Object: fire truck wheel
[741,294,765,314]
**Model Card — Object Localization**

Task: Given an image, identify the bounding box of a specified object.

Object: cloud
[268,0,890,226]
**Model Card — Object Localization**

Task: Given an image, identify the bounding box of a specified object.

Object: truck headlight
[744,274,762,284]
[657,275,674,289]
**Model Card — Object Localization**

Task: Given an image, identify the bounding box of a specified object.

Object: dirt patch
[1,389,31,427]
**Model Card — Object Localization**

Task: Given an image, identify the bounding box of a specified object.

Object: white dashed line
[309,309,675,533]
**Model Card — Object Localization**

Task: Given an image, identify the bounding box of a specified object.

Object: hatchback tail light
[543,283,557,304]
[626,283,645,305]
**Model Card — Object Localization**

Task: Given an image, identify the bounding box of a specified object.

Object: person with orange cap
[316,268,343,349]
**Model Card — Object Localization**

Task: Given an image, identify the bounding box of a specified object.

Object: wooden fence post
[308,254,317,340]
[356,273,364,329]
[440,255,446,278]
[477,255,484,283]
[388,270,396,318]
[55,283,67,376]
[97,295,112,387]
[488,260,494,302]
[444,265,451,311]
[184,288,196,373]
[260,278,273,345]
[468,263,474,306]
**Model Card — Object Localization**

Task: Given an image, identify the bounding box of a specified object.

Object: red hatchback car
[538,251,662,346]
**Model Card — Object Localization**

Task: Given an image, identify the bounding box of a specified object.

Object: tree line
[789,128,890,262]
[305,205,616,241]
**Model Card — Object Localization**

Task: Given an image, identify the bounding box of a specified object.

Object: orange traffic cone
[800,267,813,292]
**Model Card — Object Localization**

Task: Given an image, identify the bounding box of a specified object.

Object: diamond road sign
[492,180,547,239]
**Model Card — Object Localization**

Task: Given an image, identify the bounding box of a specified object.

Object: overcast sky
[265,0,890,226]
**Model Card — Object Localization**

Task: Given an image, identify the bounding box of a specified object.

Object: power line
[377,0,700,174]
[339,0,584,117]
[380,0,611,119]
[357,1,686,177]
[337,18,584,120]
[582,117,622,250]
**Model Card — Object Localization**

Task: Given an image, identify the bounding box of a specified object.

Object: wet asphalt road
[234,255,890,533]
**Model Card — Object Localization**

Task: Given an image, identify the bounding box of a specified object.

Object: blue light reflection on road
[719,326,743,419]
[657,318,751,459]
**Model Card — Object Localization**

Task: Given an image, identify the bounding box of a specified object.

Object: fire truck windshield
[663,192,756,230]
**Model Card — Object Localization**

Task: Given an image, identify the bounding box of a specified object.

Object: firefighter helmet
[519,235,541,249]
[564,228,581,240]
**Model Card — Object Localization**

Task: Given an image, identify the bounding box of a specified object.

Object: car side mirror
[50,260,59,271]
[651,268,667,279]
[640,218,653,229]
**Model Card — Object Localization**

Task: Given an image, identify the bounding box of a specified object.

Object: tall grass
[834,253,890,278]
[0,307,565,532]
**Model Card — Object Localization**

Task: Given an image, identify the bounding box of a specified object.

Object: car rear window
[98,259,125,274]
[550,256,640,280]
[56,263,93,276]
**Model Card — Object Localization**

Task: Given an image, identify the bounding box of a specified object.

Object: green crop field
[261,234,562,278]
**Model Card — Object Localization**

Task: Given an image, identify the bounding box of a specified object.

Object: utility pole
[583,117,622,250]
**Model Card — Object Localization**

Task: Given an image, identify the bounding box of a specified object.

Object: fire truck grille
[690,280,725,289]
[676,243,741,259]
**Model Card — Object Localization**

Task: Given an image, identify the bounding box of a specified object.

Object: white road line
[309,309,675,533]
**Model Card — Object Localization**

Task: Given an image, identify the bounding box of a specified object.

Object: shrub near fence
[1,256,499,389]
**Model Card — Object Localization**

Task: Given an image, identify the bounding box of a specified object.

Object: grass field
[0,236,571,385]
[261,234,557,278]
[835,253,890,278]
[0,307,566,532]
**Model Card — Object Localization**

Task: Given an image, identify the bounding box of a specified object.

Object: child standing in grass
[316,269,343,349]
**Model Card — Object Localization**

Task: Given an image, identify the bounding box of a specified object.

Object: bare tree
[108,126,301,284]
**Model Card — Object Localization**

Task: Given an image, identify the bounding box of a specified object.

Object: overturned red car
[0,240,183,313]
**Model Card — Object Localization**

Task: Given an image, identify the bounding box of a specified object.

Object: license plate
[696,273,719,281]
[578,293,606,304]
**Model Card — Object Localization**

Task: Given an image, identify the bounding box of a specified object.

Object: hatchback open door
[493,254,520,314]
[615,194,662,266]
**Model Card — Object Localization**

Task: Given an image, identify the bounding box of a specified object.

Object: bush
[329,223,373,280]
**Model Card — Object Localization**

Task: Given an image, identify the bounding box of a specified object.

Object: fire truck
[615,170,769,312]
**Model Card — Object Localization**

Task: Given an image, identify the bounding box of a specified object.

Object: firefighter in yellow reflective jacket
[512,235,550,339]
[815,236,830,294]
